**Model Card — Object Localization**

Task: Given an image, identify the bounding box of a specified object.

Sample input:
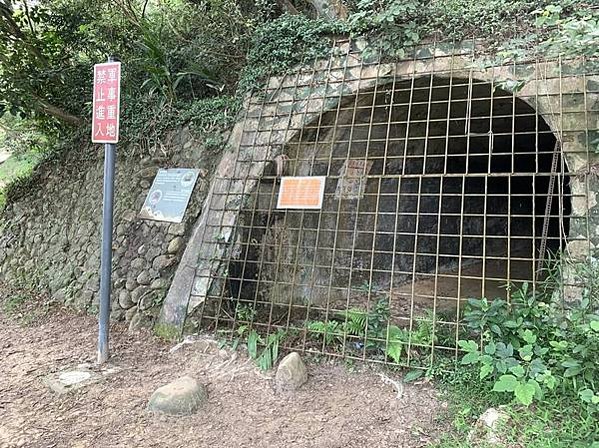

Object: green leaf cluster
[247,328,286,371]
[458,268,599,411]
[307,297,436,364]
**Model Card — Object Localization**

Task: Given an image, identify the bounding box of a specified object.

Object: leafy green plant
[238,13,344,93]
[307,297,436,364]
[534,4,599,57]
[247,329,286,371]
[458,271,599,410]
[136,20,222,105]
[347,0,422,58]
[307,320,342,345]
[229,303,287,371]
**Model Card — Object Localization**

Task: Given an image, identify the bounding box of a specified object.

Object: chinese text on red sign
[92,62,121,144]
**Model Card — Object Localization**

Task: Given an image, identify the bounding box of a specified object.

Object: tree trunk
[276,0,300,15]
[309,0,348,20]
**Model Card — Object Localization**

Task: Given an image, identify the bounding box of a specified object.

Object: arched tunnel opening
[228,75,571,319]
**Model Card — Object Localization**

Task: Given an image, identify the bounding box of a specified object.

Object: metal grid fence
[191,40,598,370]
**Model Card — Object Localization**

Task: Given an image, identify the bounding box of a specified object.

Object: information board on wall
[139,169,199,223]
[277,176,326,209]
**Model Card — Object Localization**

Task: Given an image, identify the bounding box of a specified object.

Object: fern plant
[307,320,342,345]
[307,298,409,363]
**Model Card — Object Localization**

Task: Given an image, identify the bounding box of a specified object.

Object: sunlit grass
[0,151,43,208]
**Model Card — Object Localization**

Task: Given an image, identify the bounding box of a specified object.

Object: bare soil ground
[0,294,449,448]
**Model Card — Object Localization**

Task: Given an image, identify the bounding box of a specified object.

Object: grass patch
[0,152,42,186]
[2,291,31,315]
[432,367,599,447]
[0,151,43,209]
[154,322,182,342]
[0,284,56,326]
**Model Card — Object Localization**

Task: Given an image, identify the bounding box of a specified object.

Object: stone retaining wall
[0,127,217,330]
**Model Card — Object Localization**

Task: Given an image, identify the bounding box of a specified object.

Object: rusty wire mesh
[190,40,598,370]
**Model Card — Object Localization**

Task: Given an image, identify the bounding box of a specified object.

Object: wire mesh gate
[191,41,598,369]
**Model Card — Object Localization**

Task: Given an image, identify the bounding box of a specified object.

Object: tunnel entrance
[229,75,571,321]
[152,43,599,367]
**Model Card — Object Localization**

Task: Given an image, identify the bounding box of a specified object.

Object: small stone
[115,224,127,237]
[131,286,150,304]
[125,306,138,322]
[118,290,134,309]
[150,278,167,290]
[43,368,102,395]
[76,289,94,310]
[469,407,510,446]
[167,237,184,254]
[131,257,146,270]
[152,255,176,271]
[125,277,137,291]
[144,245,162,262]
[167,223,186,236]
[128,312,143,331]
[122,211,137,222]
[111,308,125,321]
[136,270,152,285]
[275,352,308,391]
[139,291,158,310]
[85,276,100,292]
[148,376,207,416]
[139,167,157,179]
[52,288,68,303]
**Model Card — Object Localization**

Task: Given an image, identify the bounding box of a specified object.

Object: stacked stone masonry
[0,127,217,329]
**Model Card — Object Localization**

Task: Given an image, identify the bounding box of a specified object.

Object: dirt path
[0,298,448,448]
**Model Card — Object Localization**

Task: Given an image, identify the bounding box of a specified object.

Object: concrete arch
[157,44,599,334]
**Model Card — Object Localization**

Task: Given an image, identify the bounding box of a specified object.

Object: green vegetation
[154,322,182,342]
[433,367,599,447]
[0,152,42,207]
[221,304,287,371]
[0,0,597,207]
[1,290,30,315]
[1,1,598,442]
[247,328,286,371]
[307,296,436,365]
[458,287,598,410]
[432,255,599,447]
[226,254,598,445]
[0,284,55,326]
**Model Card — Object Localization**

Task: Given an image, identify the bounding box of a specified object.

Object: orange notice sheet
[277,176,326,209]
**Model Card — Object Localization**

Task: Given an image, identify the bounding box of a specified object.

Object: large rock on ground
[148,376,207,415]
[275,352,308,391]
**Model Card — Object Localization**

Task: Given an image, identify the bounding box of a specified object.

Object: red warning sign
[91,61,121,144]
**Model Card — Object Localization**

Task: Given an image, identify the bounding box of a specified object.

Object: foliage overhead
[0,0,596,203]
[1,0,596,128]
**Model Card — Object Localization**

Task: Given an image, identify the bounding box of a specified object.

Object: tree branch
[0,2,48,66]
[31,95,83,126]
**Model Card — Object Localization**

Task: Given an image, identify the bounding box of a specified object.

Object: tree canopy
[0,0,596,151]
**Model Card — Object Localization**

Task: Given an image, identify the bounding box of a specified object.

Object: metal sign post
[92,56,121,364]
